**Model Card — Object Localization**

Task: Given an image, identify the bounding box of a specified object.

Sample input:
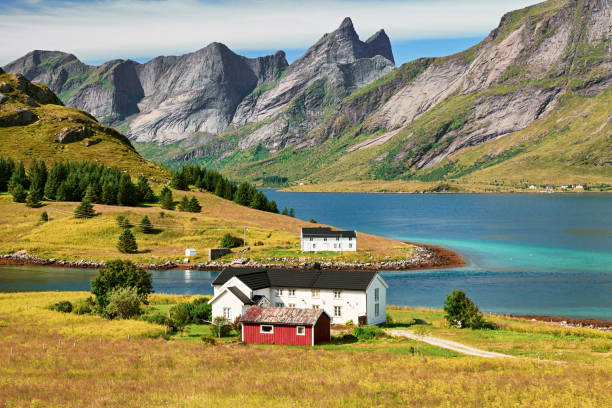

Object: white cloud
[0,0,536,64]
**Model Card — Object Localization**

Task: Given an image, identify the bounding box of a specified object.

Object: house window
[309,237,313,241]
[288,289,295,297]
[334,306,342,317]
[349,243,352,248]
[312,289,320,298]
[223,307,230,319]
[312,244,316,249]
[374,288,379,301]
[288,303,296,308]
[312,305,319,309]
[375,303,380,317]
[333,290,341,299]
[275,302,283,307]
[336,237,340,241]
[260,325,273,334]
[323,238,327,241]
[296,326,305,335]
[275,289,283,296]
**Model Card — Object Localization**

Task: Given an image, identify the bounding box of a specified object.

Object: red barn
[240,307,331,346]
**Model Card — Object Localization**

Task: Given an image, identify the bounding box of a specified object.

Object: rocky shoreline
[0,243,464,272]
[511,314,612,331]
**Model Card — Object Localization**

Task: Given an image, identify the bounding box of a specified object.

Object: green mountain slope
[0,69,168,179]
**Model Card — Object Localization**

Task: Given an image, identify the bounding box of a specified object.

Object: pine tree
[8,162,29,191]
[234,182,253,206]
[10,183,27,202]
[282,207,289,216]
[178,195,189,211]
[74,198,95,219]
[187,196,201,213]
[84,184,98,203]
[56,182,72,202]
[214,180,224,197]
[29,160,47,199]
[117,174,137,206]
[116,215,132,229]
[249,191,267,210]
[171,171,188,191]
[267,200,279,214]
[25,189,42,208]
[117,229,138,253]
[136,175,154,203]
[44,162,64,200]
[101,181,118,205]
[40,211,49,223]
[159,187,174,210]
[289,208,295,217]
[0,157,15,192]
[139,216,153,233]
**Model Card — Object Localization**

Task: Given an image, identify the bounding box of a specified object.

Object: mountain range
[4,0,611,189]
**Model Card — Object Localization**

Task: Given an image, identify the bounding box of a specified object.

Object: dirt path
[387,329,515,359]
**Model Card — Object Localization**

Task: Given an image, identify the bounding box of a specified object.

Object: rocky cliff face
[4,18,394,146]
[174,0,610,187]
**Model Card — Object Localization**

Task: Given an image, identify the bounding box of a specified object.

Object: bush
[91,260,153,314]
[39,211,49,223]
[386,312,394,326]
[72,297,94,315]
[353,325,383,340]
[210,316,231,337]
[191,302,212,324]
[117,228,138,253]
[144,313,175,331]
[170,303,193,333]
[443,289,485,329]
[200,335,216,345]
[48,300,73,313]
[309,218,317,223]
[116,215,132,229]
[253,241,264,246]
[220,233,242,249]
[105,286,143,319]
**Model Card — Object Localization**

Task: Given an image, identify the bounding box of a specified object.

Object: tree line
[170,164,281,214]
[0,157,155,207]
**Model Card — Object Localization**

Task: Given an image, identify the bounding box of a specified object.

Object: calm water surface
[1,193,611,319]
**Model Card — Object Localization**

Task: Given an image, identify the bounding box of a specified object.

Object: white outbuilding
[185,248,197,257]
[301,227,357,252]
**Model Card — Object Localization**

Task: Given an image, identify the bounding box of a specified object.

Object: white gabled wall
[365,275,388,325]
[210,290,246,323]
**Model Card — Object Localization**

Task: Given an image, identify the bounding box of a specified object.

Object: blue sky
[1,0,536,66]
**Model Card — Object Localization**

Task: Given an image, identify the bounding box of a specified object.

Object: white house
[185,248,197,257]
[301,227,357,252]
[208,267,388,325]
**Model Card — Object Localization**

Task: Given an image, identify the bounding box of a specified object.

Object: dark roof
[227,286,253,305]
[301,227,356,238]
[213,267,378,291]
[240,307,326,325]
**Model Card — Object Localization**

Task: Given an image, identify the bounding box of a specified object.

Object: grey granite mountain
[4,18,394,146]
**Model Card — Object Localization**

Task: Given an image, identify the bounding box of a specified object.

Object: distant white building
[185,248,197,257]
[208,267,388,325]
[301,227,357,252]
[528,185,537,190]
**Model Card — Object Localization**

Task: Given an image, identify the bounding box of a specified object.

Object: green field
[2,292,612,407]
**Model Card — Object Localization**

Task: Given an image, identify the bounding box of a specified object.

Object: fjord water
[1,193,611,319]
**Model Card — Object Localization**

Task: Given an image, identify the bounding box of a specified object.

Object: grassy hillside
[2,292,612,406]
[0,188,416,264]
[0,71,167,179]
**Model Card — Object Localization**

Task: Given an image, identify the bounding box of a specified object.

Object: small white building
[208,267,388,325]
[528,185,537,190]
[301,227,357,252]
[185,248,197,257]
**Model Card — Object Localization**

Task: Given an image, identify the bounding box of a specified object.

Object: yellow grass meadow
[1,292,612,407]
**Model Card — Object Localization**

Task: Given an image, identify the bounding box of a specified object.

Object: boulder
[57,126,93,143]
[0,93,7,104]
[0,108,38,127]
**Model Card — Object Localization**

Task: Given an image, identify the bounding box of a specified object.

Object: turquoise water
[1,193,611,319]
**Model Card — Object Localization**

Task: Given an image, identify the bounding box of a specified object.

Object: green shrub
[116,215,132,229]
[353,325,383,340]
[309,218,317,223]
[105,286,143,319]
[200,335,216,345]
[72,297,94,315]
[48,300,73,313]
[210,316,231,337]
[170,303,193,333]
[191,302,212,324]
[220,233,242,249]
[443,289,485,329]
[91,260,153,313]
[39,211,49,223]
[254,241,264,246]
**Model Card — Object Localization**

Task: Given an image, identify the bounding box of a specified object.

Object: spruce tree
[74,198,95,219]
[101,181,118,205]
[139,215,153,233]
[249,191,267,210]
[0,157,15,192]
[178,195,189,211]
[282,207,289,216]
[117,174,137,206]
[171,171,188,191]
[187,196,201,213]
[117,229,138,253]
[159,187,174,210]
[8,162,28,191]
[10,183,27,202]
[289,208,295,217]
[44,162,64,200]
[25,189,42,208]
[267,200,279,214]
[234,182,253,206]
[84,184,98,203]
[136,175,154,203]
[29,160,47,199]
